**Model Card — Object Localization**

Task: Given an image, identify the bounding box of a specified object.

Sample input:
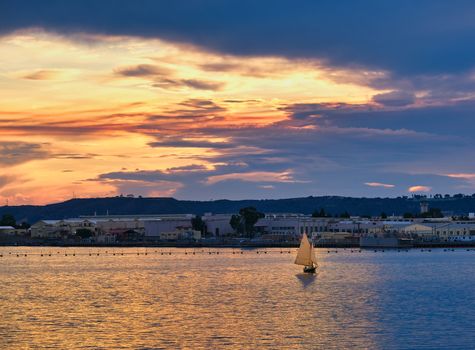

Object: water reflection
[295,272,317,288]
[1,248,475,349]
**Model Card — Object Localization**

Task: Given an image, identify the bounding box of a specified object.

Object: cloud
[364,182,395,188]
[22,69,60,80]
[445,173,475,180]
[95,170,183,197]
[115,64,223,90]
[181,79,224,91]
[0,141,50,166]
[408,185,432,193]
[4,0,475,77]
[53,153,98,159]
[200,62,240,72]
[114,64,172,77]
[372,90,415,107]
[149,140,234,149]
[166,164,209,172]
[259,185,275,189]
[206,170,299,185]
[92,163,309,199]
[0,175,15,189]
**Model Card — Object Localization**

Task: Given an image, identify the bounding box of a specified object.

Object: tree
[0,214,16,227]
[340,211,350,218]
[229,207,265,238]
[403,212,414,218]
[230,214,244,235]
[76,228,93,239]
[191,216,205,233]
[380,212,388,219]
[240,207,265,238]
[420,207,443,218]
[18,222,30,229]
[312,208,327,217]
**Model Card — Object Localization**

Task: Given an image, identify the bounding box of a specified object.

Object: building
[255,214,328,238]
[427,222,475,242]
[202,213,234,236]
[30,220,63,238]
[144,215,194,239]
[420,202,429,214]
[399,223,435,241]
[0,226,16,236]
[30,219,96,238]
[159,229,201,241]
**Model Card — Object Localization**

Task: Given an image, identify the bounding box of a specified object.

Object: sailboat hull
[303,265,316,273]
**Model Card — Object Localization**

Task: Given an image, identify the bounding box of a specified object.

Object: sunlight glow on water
[1,248,475,349]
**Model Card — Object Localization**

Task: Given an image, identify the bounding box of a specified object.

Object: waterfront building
[399,224,435,241]
[143,215,194,240]
[427,222,475,242]
[255,213,328,238]
[159,229,201,241]
[202,213,234,236]
[0,226,16,236]
[30,219,95,238]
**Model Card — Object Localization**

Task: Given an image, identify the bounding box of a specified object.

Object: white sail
[311,245,318,266]
[294,233,313,266]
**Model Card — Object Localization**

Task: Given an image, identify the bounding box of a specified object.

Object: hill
[1,196,475,224]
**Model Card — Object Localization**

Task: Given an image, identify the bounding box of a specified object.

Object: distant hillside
[1,196,475,224]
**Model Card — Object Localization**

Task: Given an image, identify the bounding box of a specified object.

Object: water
[1,247,475,349]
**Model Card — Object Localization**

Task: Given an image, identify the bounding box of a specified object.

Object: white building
[255,214,328,237]
[144,215,194,239]
[0,226,16,236]
[202,213,234,236]
[426,222,475,242]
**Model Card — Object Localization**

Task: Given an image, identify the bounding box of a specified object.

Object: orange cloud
[408,185,432,193]
[445,173,475,179]
[0,31,387,204]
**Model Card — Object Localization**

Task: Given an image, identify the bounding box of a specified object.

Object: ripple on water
[1,247,475,349]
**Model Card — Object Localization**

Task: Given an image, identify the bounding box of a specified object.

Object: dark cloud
[372,90,415,107]
[52,153,98,159]
[181,79,224,91]
[148,138,235,149]
[81,96,475,198]
[0,141,50,165]
[174,99,227,115]
[2,0,475,76]
[115,64,223,91]
[200,63,240,72]
[152,78,224,91]
[166,164,208,172]
[114,64,172,77]
[223,99,260,103]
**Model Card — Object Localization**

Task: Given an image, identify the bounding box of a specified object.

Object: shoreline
[1,242,475,249]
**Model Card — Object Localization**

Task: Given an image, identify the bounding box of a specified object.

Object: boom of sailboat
[294,233,318,273]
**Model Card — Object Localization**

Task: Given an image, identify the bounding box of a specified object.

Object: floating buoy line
[0,248,473,259]
[0,248,297,258]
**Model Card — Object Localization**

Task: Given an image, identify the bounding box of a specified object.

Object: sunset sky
[1,1,475,204]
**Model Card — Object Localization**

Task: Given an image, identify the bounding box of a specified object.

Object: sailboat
[295,233,318,273]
